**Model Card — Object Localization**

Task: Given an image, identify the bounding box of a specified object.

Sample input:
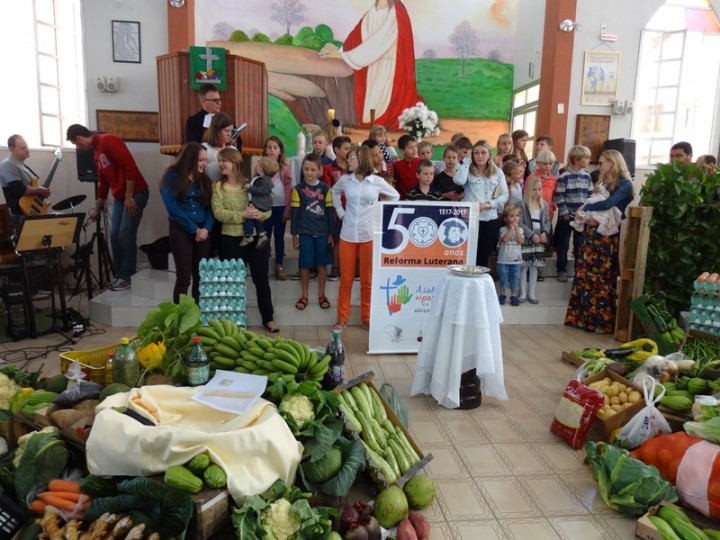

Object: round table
[410,270,508,409]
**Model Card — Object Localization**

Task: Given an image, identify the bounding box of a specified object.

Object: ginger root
[64,519,81,540]
[39,507,65,540]
[111,516,132,539]
[123,524,145,540]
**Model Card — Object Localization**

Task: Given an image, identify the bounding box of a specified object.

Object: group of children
[237,124,616,313]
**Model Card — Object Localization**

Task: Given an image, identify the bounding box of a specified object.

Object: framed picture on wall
[575,114,611,163]
[112,20,141,63]
[581,50,620,106]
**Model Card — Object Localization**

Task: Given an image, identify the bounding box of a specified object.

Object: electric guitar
[19,148,63,216]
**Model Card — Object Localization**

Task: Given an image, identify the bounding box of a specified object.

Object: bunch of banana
[196,318,332,386]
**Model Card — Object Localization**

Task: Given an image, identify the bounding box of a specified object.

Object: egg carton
[198,258,247,282]
[200,310,247,327]
[691,292,720,309]
[694,279,720,293]
[199,282,247,297]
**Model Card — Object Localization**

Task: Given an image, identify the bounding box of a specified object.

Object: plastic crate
[629,296,678,355]
[59,339,132,384]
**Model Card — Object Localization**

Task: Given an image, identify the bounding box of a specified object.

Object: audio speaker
[76,147,98,183]
[604,138,636,177]
[95,76,107,92]
[106,77,119,93]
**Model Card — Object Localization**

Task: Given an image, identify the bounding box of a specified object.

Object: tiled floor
[2,321,638,539]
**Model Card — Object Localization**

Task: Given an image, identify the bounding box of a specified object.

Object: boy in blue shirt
[291,153,334,311]
[553,145,593,282]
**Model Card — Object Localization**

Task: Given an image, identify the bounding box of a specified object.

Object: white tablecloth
[410,271,507,408]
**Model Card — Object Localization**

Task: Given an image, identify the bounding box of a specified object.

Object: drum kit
[51,194,87,213]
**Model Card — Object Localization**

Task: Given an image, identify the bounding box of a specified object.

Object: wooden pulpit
[156,51,268,155]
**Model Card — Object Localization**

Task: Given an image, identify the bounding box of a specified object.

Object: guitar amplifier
[1,285,29,340]
[76,147,98,183]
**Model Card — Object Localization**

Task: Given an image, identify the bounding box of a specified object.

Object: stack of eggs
[689,272,720,336]
[198,258,247,327]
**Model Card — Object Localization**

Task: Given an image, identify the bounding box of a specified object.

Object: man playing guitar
[0,135,51,233]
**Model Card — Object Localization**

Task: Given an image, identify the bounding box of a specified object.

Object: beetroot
[345,526,369,540]
[337,503,360,534]
[359,515,380,540]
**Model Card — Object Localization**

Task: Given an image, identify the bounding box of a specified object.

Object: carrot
[30,499,46,513]
[48,479,81,493]
[38,492,89,508]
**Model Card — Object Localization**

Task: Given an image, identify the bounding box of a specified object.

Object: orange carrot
[38,492,89,508]
[30,499,46,514]
[48,479,81,493]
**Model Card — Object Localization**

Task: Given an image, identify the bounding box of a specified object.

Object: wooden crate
[615,206,653,342]
[188,486,232,539]
[337,372,433,490]
[583,370,644,440]
[561,351,584,368]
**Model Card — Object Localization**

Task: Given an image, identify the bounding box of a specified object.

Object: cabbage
[301,446,342,483]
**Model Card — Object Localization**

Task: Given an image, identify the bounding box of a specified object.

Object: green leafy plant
[640,162,720,315]
[583,441,677,517]
[137,295,201,382]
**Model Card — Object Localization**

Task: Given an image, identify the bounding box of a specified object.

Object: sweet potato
[49,409,87,430]
[408,511,430,540]
[396,518,418,540]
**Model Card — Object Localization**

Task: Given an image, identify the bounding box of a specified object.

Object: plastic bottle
[104,351,114,385]
[296,129,306,158]
[186,335,210,386]
[322,330,345,390]
[113,337,140,387]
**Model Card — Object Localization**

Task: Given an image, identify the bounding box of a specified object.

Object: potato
[603,377,612,384]
[609,396,620,405]
[605,386,619,397]
[618,391,628,404]
[628,391,642,403]
[622,402,633,408]
[611,403,623,411]
[605,409,617,417]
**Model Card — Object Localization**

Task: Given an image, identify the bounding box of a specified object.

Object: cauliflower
[262,497,301,540]
[0,373,20,410]
[13,427,57,468]
[278,393,314,430]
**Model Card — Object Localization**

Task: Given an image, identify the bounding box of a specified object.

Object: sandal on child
[295,296,308,311]
[319,296,331,310]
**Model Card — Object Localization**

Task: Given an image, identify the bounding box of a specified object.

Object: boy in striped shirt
[553,145,592,282]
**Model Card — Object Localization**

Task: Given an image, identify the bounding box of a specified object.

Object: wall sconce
[169,0,185,7]
[559,19,577,32]
[95,76,119,93]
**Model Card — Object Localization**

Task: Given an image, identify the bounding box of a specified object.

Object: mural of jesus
[319,0,422,129]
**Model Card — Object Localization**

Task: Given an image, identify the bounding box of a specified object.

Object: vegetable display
[583,441,678,517]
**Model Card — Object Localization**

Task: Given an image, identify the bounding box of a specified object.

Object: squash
[186,453,211,476]
[164,465,203,494]
[203,464,227,489]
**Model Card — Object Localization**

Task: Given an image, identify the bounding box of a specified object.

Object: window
[511,82,540,140]
[632,0,720,165]
[0,0,85,148]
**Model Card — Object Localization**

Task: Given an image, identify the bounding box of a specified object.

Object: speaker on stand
[604,138,636,178]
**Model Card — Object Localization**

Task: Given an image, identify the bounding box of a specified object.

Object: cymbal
[52,194,87,211]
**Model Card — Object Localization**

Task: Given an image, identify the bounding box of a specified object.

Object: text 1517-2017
[438,207,468,217]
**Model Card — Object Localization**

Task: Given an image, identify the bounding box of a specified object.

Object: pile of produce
[197,319,332,385]
[585,376,642,420]
[164,452,227,493]
[338,384,421,485]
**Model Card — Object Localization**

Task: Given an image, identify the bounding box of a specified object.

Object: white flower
[396,102,440,140]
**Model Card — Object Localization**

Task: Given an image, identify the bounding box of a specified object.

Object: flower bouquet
[398,102,440,142]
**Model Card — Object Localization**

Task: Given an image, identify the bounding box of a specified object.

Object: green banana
[272,358,298,374]
[208,319,226,338]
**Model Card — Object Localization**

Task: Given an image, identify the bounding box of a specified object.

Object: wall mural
[200,0,518,154]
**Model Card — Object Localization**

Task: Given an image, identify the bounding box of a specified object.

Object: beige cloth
[86,385,302,503]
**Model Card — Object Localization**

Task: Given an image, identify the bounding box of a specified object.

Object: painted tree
[271,0,308,36]
[423,49,436,60]
[212,21,234,41]
[449,21,480,77]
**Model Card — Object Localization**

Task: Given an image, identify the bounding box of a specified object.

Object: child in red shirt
[393,134,420,199]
